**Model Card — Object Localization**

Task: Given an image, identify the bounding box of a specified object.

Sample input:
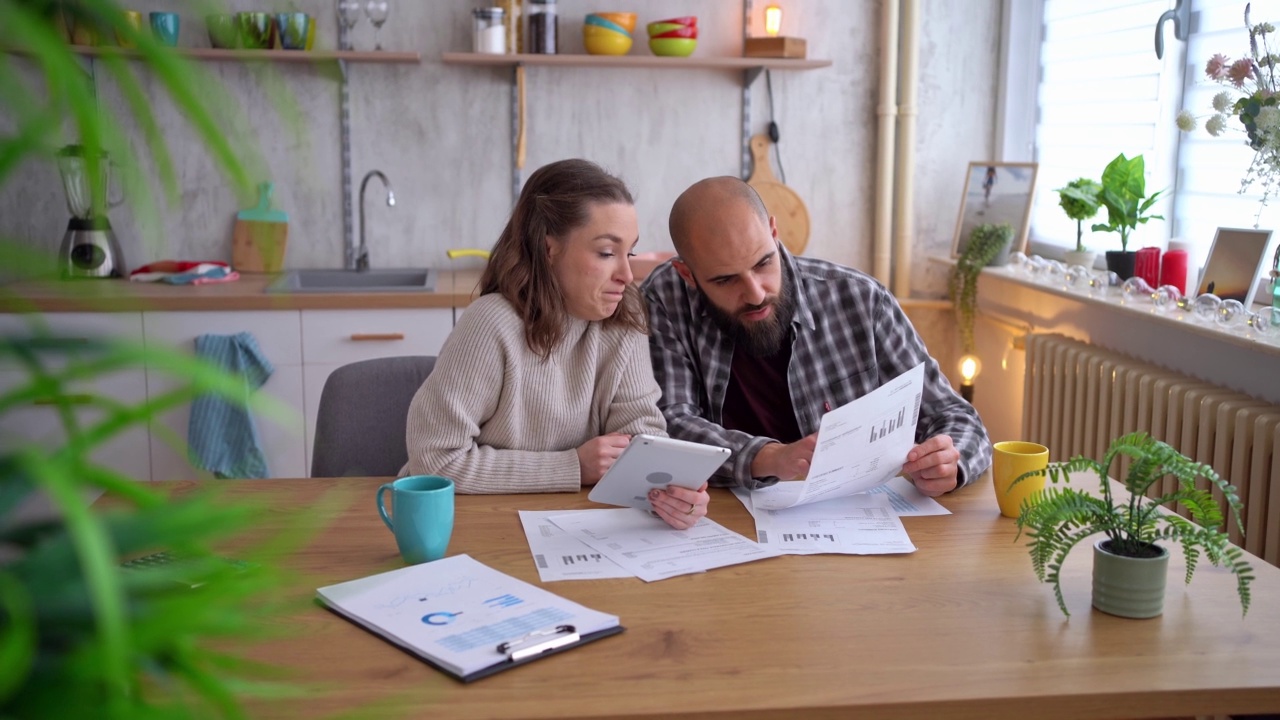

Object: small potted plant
[1090,153,1165,280]
[1055,177,1102,269]
[1012,431,1254,619]
[948,223,1012,357]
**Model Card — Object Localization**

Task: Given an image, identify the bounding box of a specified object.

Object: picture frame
[950,161,1039,260]
[1197,227,1277,307]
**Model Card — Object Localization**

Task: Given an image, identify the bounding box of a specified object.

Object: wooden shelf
[52,45,420,63]
[441,52,830,70]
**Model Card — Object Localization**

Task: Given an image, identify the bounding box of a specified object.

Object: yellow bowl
[584,29,633,55]
[593,12,637,34]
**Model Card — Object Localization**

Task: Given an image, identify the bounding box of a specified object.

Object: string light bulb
[958,353,982,403]
[765,4,782,36]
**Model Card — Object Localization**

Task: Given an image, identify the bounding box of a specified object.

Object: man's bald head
[668,176,771,258]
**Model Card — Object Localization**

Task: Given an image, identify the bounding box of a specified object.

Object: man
[640,177,991,496]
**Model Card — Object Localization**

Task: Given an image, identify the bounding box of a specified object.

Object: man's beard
[701,265,796,358]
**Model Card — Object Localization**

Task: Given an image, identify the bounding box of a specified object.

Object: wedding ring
[686,502,696,515]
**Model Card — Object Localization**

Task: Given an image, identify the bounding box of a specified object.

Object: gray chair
[310,355,436,478]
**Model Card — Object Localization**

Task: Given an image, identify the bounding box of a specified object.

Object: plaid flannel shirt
[640,247,992,490]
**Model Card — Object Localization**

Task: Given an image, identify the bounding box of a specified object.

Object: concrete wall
[1,0,1002,299]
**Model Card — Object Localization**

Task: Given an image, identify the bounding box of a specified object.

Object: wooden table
[186,473,1280,720]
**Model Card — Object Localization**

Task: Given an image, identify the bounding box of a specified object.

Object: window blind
[1032,0,1182,255]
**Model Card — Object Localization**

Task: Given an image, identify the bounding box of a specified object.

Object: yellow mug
[116,11,144,48]
[991,441,1049,518]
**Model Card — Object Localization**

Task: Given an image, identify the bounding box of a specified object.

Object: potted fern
[1012,432,1255,619]
[1055,177,1102,269]
[948,223,1012,358]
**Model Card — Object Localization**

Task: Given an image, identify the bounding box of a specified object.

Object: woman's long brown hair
[479,159,648,359]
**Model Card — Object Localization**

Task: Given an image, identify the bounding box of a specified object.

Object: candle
[1160,249,1189,296]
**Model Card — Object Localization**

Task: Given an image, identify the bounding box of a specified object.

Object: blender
[57,144,126,278]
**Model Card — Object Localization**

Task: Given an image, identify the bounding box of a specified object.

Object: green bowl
[647,21,688,35]
[648,37,696,57]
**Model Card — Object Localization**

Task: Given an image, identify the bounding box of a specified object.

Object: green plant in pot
[1055,177,1102,270]
[948,223,1012,359]
[1090,153,1165,280]
[1012,432,1254,619]
[1,1,320,716]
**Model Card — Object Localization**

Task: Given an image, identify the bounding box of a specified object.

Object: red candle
[1160,249,1189,296]
[1135,247,1162,289]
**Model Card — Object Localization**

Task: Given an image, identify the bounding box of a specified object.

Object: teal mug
[376,475,454,565]
[149,12,180,47]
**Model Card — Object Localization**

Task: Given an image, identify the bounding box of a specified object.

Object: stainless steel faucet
[354,170,395,271]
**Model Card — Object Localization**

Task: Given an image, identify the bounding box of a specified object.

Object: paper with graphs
[751,362,925,511]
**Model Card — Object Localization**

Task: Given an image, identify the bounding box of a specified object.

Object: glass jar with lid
[472,7,505,54]
[527,0,557,54]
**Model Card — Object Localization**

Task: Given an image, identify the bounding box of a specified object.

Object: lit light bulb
[959,354,982,384]
[765,4,782,36]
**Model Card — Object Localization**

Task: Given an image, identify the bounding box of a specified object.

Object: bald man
[640,177,991,496]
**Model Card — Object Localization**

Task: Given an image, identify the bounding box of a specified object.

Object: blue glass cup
[276,12,311,50]
[149,12,180,47]
[376,475,454,565]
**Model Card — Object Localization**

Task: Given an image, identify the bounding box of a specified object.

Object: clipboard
[315,554,623,682]
[318,611,626,683]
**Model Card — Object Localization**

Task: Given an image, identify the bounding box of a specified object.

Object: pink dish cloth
[130,261,240,285]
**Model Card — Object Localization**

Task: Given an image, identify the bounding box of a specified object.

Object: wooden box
[743,37,807,59]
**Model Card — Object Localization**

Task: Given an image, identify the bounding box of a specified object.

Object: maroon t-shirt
[720,344,803,443]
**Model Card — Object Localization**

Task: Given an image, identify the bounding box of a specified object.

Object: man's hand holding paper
[751,363,927,511]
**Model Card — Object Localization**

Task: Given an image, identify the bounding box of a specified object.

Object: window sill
[975,265,1280,405]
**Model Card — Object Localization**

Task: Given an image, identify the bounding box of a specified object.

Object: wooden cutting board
[231,182,289,273]
[747,134,810,255]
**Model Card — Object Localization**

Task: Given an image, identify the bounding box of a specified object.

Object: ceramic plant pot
[1091,538,1169,619]
[1062,249,1097,270]
[1105,250,1136,280]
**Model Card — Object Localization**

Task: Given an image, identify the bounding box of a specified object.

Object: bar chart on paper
[870,406,907,444]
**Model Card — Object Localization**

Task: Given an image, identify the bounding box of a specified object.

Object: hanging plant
[948,223,1013,353]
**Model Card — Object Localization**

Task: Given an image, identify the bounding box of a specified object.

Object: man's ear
[769,215,779,241]
[672,259,698,289]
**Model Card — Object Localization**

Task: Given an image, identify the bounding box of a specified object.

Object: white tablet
[588,434,731,510]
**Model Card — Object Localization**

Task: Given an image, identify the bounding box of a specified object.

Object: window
[1003,0,1280,286]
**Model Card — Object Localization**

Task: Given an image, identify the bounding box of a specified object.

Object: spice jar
[472,7,505,54]
[528,0,557,54]
[495,0,522,53]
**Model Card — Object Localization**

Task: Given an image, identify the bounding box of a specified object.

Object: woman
[402,159,709,529]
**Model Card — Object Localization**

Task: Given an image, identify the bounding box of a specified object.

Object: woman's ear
[544,234,560,262]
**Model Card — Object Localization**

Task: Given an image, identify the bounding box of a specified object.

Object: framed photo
[950,162,1039,259]
[1197,227,1277,306]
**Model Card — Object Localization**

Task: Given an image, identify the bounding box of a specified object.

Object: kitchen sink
[265,268,437,293]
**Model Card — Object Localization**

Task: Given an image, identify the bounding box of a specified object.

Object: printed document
[548,508,781,582]
[752,362,925,511]
[518,510,631,582]
[315,554,619,679]
[733,490,917,555]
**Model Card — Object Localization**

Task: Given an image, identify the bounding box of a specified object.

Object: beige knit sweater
[400,293,667,493]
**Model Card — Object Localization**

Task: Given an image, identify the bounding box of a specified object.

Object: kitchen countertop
[0,270,484,312]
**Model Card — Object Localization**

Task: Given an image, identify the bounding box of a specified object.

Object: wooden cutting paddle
[748,134,810,255]
[232,182,289,273]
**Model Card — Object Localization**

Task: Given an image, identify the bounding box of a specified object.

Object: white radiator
[1023,334,1280,567]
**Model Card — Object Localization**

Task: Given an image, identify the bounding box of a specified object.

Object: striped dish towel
[188,332,274,479]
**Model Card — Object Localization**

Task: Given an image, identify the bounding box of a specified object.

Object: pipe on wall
[872,0,899,286]
[891,0,920,298]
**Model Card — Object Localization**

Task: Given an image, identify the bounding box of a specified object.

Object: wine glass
[336,0,361,49]
[365,0,390,51]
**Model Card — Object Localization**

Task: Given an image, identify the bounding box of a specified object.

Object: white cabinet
[299,309,451,474]
[0,313,151,482]
[3,306,455,481]
[142,311,307,480]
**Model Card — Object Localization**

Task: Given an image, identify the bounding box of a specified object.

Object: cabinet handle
[34,394,94,405]
[349,333,405,341]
